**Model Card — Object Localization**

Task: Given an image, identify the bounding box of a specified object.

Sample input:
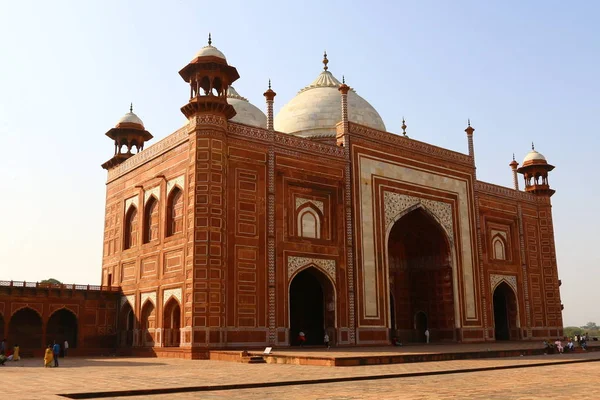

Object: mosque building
[0,36,563,358]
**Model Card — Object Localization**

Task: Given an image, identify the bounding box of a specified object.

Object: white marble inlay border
[288,256,336,283]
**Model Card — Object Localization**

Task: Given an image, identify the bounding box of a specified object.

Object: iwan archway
[288,266,335,346]
[492,280,519,341]
[387,206,456,343]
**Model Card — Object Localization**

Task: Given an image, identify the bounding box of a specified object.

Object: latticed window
[167,188,183,237]
[124,207,138,250]
[143,197,159,243]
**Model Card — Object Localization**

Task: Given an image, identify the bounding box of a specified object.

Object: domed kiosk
[275,52,385,138]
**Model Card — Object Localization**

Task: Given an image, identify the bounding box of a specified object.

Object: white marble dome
[275,68,385,137]
[117,110,144,128]
[194,44,226,61]
[227,86,267,128]
[523,149,547,164]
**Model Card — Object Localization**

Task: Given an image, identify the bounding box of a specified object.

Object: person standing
[324,332,330,349]
[63,340,69,357]
[298,331,306,347]
[44,345,54,368]
[12,344,20,361]
[425,328,430,344]
[52,341,60,367]
[0,338,5,355]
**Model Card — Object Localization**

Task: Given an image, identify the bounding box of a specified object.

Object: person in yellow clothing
[12,344,20,361]
[44,345,53,367]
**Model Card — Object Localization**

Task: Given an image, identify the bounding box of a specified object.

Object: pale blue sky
[0,1,597,327]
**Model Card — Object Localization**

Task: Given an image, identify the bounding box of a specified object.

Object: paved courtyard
[2,352,599,399]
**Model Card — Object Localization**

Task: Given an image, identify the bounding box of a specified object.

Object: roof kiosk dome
[522,143,549,166]
[192,33,227,61]
[116,105,145,129]
[227,86,267,128]
[274,52,386,138]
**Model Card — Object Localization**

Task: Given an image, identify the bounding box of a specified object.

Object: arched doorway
[493,282,518,340]
[120,303,134,347]
[140,301,156,347]
[46,309,78,351]
[8,308,43,350]
[289,267,335,346]
[388,207,455,343]
[163,298,181,347]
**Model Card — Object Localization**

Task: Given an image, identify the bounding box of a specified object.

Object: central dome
[227,86,267,128]
[275,56,385,137]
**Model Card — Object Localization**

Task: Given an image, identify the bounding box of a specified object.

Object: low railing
[0,280,121,292]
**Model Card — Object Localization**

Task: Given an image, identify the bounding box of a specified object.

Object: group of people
[544,334,591,354]
[44,340,69,367]
[0,339,20,365]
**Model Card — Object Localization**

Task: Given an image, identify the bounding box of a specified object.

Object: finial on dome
[401,117,407,137]
[513,153,516,161]
[323,51,329,71]
[129,103,133,113]
[268,79,271,89]
[342,75,345,84]
[532,142,535,150]
[468,118,471,127]
[208,33,212,46]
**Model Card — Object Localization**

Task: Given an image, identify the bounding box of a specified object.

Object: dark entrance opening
[493,282,518,340]
[415,311,428,342]
[289,267,335,346]
[389,293,396,338]
[8,307,43,350]
[388,207,455,343]
[47,309,78,352]
[163,298,181,347]
[0,314,4,346]
[119,303,134,347]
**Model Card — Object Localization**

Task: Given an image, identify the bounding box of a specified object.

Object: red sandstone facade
[0,41,563,359]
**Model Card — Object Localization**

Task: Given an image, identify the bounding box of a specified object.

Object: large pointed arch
[492,280,520,340]
[386,206,456,343]
[140,298,156,347]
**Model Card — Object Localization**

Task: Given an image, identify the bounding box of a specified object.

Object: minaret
[263,79,276,131]
[465,119,475,158]
[179,34,239,120]
[337,74,350,146]
[101,104,153,170]
[517,143,555,196]
[509,154,519,190]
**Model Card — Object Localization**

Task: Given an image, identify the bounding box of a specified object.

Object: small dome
[194,44,226,61]
[116,107,144,129]
[522,149,547,164]
[227,86,267,128]
[275,68,385,137]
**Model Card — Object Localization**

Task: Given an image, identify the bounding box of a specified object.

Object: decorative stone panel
[490,274,517,293]
[295,197,324,214]
[167,175,185,195]
[288,256,336,283]
[163,287,182,306]
[124,195,139,213]
[144,186,161,204]
[120,294,135,310]
[140,291,157,307]
[384,192,454,243]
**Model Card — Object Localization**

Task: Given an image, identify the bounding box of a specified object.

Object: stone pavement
[2,352,599,399]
